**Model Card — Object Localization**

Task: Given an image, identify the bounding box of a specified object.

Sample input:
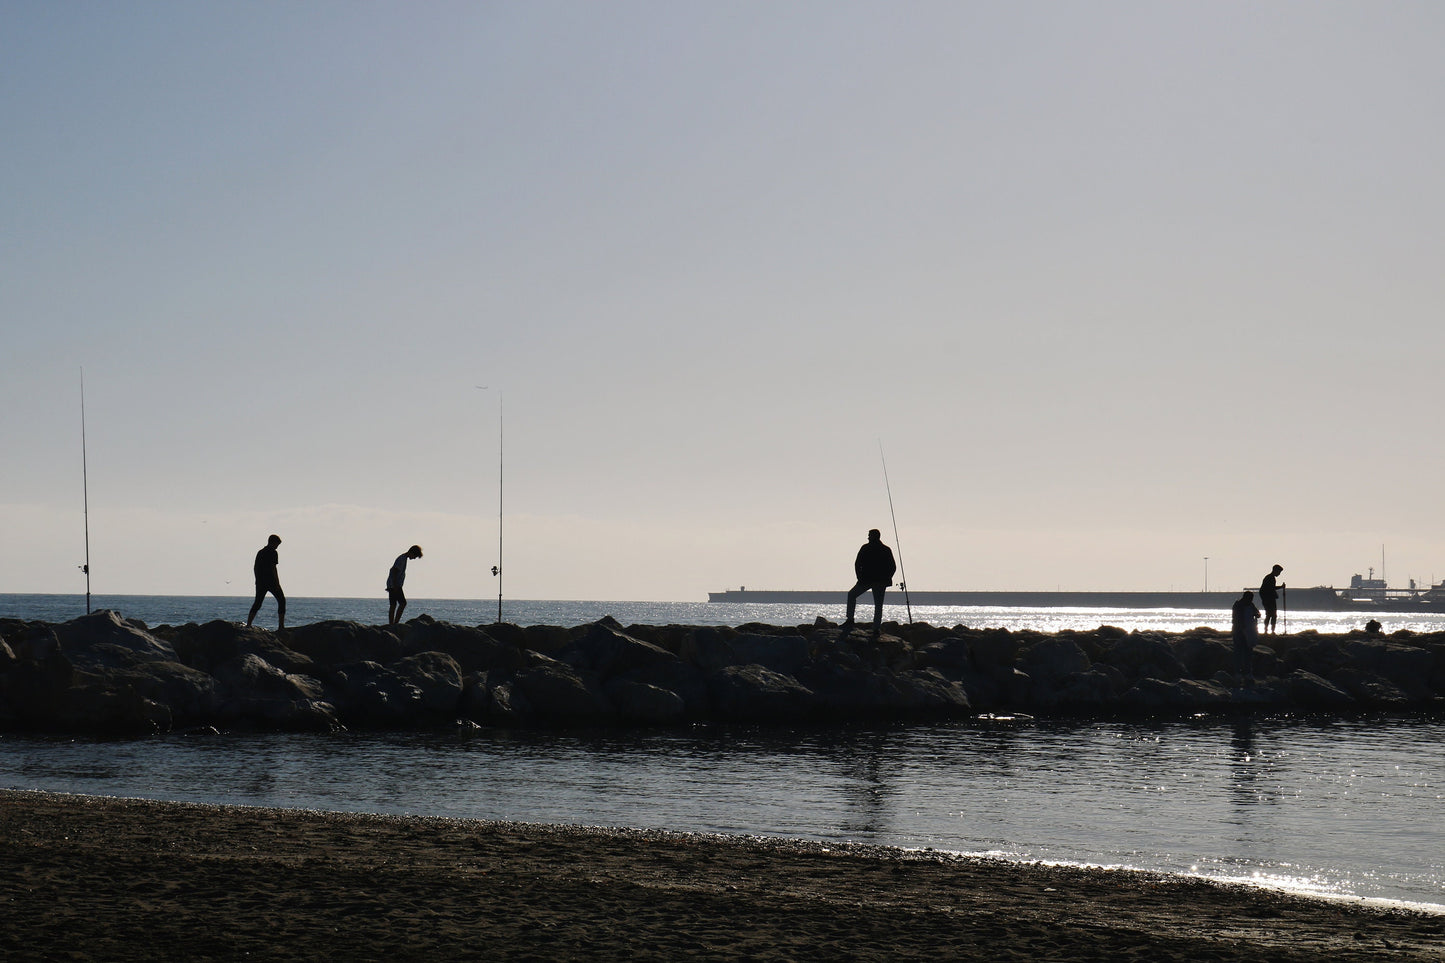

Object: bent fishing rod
[878,441,912,624]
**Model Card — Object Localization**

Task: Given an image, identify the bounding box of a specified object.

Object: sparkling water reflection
[7,593,1445,635]
[3,717,1441,910]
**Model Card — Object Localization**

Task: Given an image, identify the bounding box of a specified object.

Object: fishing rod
[80,368,92,614]
[496,392,503,625]
[878,441,912,625]
[480,386,503,624]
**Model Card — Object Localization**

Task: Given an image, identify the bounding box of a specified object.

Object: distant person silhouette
[387,545,424,625]
[844,528,896,634]
[1259,564,1285,634]
[1231,589,1260,685]
[246,534,285,630]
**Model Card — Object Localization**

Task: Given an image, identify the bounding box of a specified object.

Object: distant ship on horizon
[709,570,1445,613]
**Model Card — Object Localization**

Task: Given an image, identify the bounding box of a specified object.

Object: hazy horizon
[5,2,1443,601]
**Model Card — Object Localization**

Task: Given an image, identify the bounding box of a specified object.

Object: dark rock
[1328,668,1411,708]
[391,651,464,715]
[1102,635,1187,683]
[54,610,178,668]
[708,664,814,721]
[511,659,611,721]
[559,621,680,678]
[1287,670,1355,708]
[169,620,315,676]
[401,620,520,674]
[330,660,425,724]
[286,621,410,668]
[1019,638,1091,686]
[603,678,687,724]
[913,637,973,675]
[967,630,1021,670]
[1053,668,1122,709]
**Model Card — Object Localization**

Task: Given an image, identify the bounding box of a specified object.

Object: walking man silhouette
[844,528,896,635]
[1259,564,1284,634]
[387,545,424,625]
[246,534,285,630]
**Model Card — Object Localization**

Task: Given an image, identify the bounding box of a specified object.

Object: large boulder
[391,651,465,715]
[603,678,687,724]
[1019,639,1090,705]
[1101,635,1187,683]
[1287,670,1354,709]
[1122,678,1234,710]
[168,620,315,676]
[559,621,680,678]
[1327,668,1412,708]
[400,618,523,674]
[680,628,812,675]
[53,610,178,668]
[707,664,814,721]
[1052,668,1122,709]
[963,630,1020,671]
[1340,640,1435,700]
[212,653,335,730]
[286,621,411,668]
[330,660,426,724]
[1170,636,1234,679]
[511,659,612,721]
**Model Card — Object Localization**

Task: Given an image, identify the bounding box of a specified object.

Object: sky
[3,1,1443,602]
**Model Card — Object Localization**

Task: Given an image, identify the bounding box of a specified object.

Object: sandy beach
[1,789,1441,961]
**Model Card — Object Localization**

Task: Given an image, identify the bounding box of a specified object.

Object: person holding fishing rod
[1259,563,1285,634]
[843,528,896,636]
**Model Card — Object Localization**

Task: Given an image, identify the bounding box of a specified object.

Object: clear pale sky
[4,2,1442,601]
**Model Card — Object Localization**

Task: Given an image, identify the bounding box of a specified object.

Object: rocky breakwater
[1,611,1443,735]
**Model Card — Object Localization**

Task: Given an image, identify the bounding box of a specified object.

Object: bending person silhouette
[844,528,896,634]
[1259,564,1284,634]
[246,534,285,630]
[387,545,424,625]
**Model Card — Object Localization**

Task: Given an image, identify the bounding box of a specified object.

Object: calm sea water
[5,592,1443,635]
[1,719,1441,911]
[2,594,1442,911]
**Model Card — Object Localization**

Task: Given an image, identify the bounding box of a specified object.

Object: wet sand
[2,789,1441,961]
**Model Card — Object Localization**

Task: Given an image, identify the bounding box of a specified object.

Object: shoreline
[3,790,1443,961]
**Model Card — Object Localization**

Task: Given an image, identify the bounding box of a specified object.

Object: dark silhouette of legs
[870,586,886,631]
[248,584,285,630]
[845,582,887,632]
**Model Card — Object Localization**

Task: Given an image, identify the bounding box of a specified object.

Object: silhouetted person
[1259,564,1284,634]
[246,534,285,630]
[387,544,423,625]
[1231,589,1260,685]
[844,528,896,634]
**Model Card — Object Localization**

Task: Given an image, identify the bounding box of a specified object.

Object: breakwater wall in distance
[709,587,1368,611]
[2,610,1444,735]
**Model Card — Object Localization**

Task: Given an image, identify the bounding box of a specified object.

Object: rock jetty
[2,610,1443,734]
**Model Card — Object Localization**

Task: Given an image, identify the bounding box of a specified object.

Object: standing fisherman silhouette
[246,535,285,630]
[387,545,423,625]
[1231,589,1260,685]
[844,529,896,635]
[1259,564,1285,634]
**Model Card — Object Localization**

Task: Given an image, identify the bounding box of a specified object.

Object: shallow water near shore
[3,716,1442,911]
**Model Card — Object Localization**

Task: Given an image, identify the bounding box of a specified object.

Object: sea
[2,593,1443,912]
